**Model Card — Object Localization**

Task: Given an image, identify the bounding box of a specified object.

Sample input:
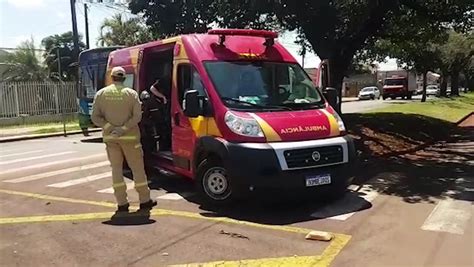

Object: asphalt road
[341,94,426,114]
[0,103,472,266]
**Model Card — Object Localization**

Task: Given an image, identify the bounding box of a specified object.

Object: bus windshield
[204,61,324,110]
[78,48,118,99]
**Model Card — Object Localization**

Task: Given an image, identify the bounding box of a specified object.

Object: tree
[0,39,47,81]
[129,0,473,111]
[437,32,474,96]
[98,14,155,47]
[41,32,86,81]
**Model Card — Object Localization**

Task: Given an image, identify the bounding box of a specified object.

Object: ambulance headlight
[333,111,346,133]
[225,111,264,137]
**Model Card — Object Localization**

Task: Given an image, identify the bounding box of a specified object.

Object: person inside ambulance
[92,66,157,212]
[287,70,319,103]
[149,78,168,104]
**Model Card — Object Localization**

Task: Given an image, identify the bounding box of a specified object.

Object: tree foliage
[98,14,155,47]
[41,32,86,81]
[0,39,47,81]
[129,0,473,109]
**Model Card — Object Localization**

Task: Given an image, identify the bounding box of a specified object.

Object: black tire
[196,158,235,205]
[371,95,375,100]
[382,95,387,100]
[407,93,413,100]
[390,96,396,100]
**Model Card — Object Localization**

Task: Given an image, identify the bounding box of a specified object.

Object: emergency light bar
[208,29,278,46]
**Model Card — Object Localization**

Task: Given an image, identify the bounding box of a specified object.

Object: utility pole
[84,3,90,49]
[70,0,80,61]
[56,47,67,137]
[301,45,306,68]
[56,47,62,81]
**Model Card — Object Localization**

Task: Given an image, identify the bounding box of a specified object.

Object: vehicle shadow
[147,170,372,225]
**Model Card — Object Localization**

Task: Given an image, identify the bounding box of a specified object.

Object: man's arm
[91,92,112,129]
[122,90,143,130]
[150,86,167,104]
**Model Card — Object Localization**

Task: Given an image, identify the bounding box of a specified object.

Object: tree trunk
[439,73,448,97]
[467,73,474,92]
[327,55,352,114]
[421,71,427,102]
[451,69,460,96]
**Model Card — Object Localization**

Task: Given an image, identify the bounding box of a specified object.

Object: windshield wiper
[281,101,326,109]
[221,97,292,111]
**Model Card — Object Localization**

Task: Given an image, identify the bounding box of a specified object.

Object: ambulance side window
[177,64,206,109]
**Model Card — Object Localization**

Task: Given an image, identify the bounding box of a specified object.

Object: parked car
[426,85,440,96]
[358,86,381,100]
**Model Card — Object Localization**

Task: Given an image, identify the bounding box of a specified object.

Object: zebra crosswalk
[0,147,192,201]
[0,146,472,234]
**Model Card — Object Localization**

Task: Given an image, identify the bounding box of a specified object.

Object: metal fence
[0,81,78,126]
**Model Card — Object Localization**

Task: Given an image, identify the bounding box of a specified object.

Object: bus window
[123,74,135,89]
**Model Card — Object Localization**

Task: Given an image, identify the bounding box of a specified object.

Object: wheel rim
[203,167,231,200]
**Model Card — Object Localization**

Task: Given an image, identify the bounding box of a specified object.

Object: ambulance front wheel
[196,158,235,205]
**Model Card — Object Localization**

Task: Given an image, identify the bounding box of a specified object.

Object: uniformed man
[92,66,157,212]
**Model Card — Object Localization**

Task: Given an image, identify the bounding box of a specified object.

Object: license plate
[305,174,331,187]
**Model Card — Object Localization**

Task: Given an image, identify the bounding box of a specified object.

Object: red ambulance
[106,29,355,204]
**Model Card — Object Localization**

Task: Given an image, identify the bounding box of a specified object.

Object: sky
[0,0,398,70]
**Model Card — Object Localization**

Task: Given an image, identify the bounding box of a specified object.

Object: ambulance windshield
[204,61,324,110]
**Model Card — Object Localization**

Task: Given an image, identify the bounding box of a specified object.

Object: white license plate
[305,174,331,187]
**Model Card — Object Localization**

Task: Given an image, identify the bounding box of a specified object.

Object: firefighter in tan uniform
[92,67,157,212]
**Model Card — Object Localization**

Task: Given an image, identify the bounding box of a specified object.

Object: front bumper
[224,136,356,192]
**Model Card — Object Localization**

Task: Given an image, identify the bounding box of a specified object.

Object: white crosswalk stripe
[0,151,76,165]
[0,154,105,177]
[421,199,472,234]
[0,150,44,159]
[157,192,192,200]
[310,184,379,221]
[97,181,135,194]
[0,148,24,154]
[47,172,111,188]
[4,161,110,183]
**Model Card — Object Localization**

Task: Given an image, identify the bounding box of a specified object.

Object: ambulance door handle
[174,112,180,126]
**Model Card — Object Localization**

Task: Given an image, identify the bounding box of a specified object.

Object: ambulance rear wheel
[197,158,234,205]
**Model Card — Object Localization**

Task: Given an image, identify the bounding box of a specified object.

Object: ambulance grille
[284,145,344,169]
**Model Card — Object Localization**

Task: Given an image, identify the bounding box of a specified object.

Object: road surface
[341,95,425,114]
[0,100,472,267]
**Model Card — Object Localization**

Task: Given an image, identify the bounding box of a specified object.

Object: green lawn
[369,93,474,123]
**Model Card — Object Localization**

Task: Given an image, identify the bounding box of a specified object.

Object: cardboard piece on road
[305,230,333,242]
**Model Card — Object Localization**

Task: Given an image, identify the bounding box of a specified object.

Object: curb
[342,98,359,103]
[0,129,101,143]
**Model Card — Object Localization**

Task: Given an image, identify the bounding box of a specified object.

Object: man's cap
[111,67,126,77]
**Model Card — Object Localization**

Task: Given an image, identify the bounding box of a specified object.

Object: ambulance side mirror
[183,90,201,118]
[323,87,338,110]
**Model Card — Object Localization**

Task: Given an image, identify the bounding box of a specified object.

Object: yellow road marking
[0,189,351,266]
[0,189,117,208]
[0,212,115,225]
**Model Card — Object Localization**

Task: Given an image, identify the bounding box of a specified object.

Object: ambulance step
[153,151,173,161]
